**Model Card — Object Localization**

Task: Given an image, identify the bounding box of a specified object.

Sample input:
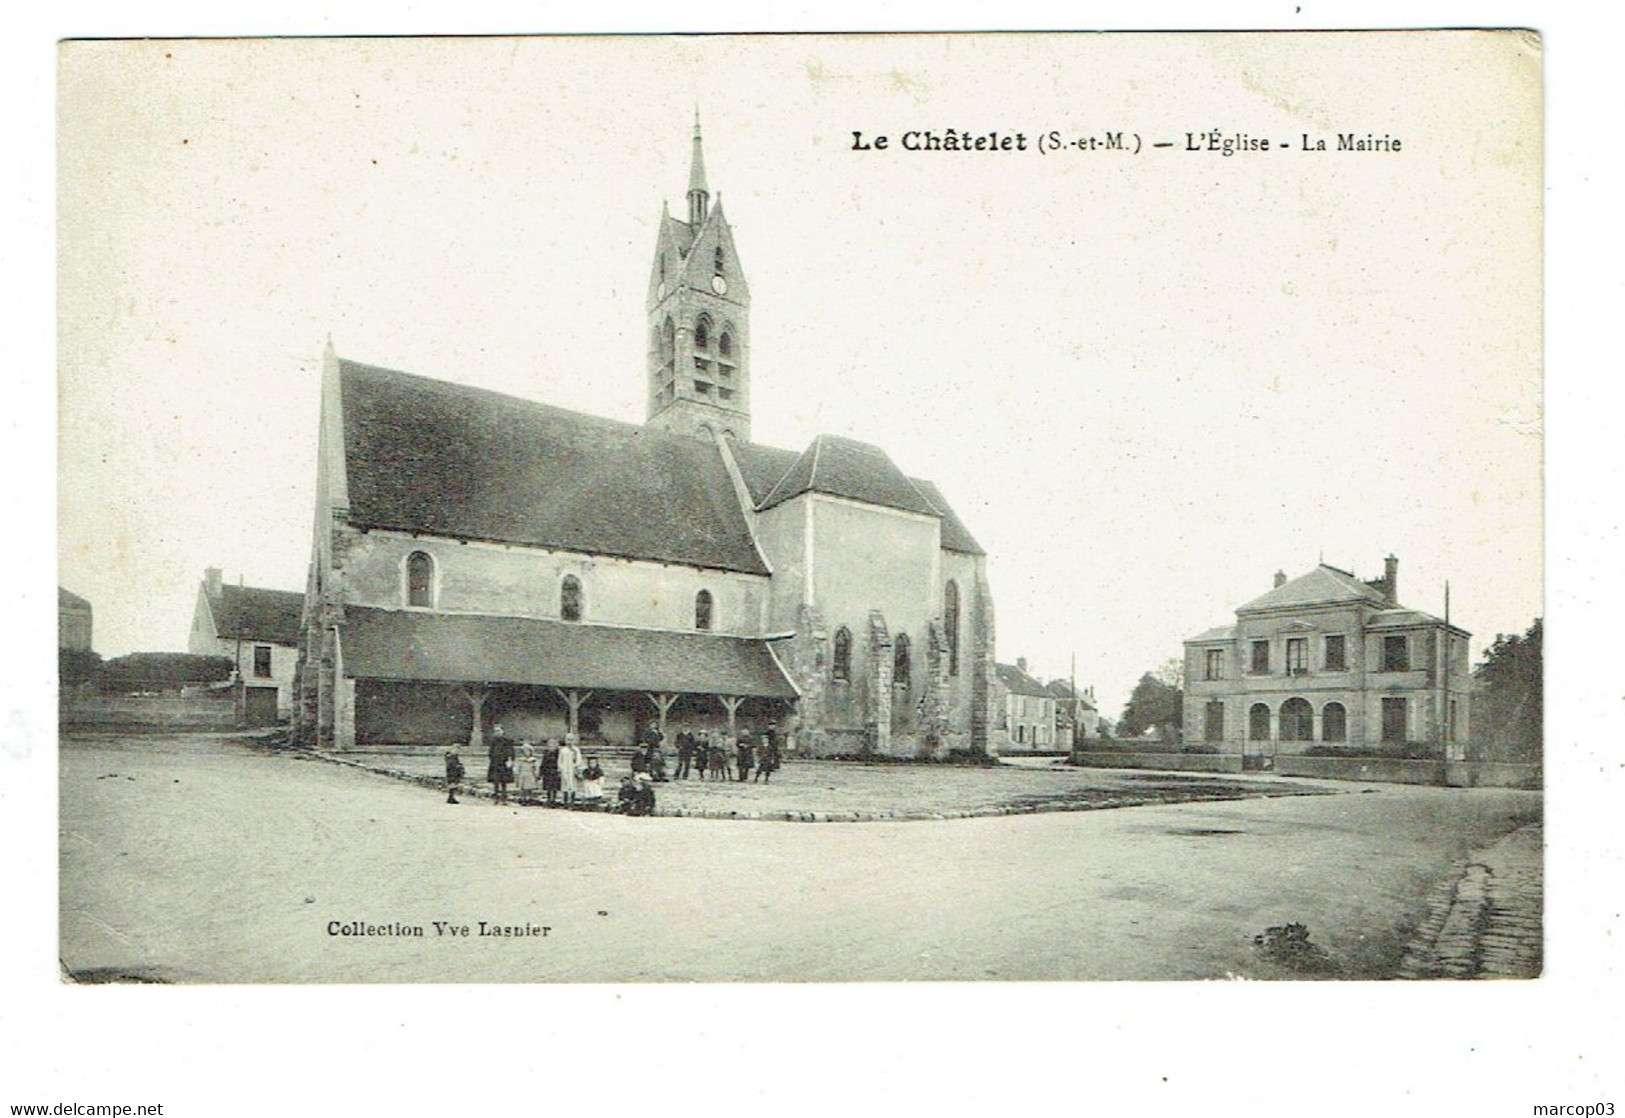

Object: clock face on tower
[710,275,728,295]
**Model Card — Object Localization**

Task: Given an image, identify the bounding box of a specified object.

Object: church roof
[732,442,803,506]
[211,584,304,644]
[343,606,797,698]
[757,435,941,518]
[735,438,983,554]
[340,360,772,576]
[908,477,985,555]
[1237,564,1391,613]
[59,587,92,612]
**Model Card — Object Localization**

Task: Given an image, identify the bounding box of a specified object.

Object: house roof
[995,662,1051,698]
[59,587,91,612]
[1186,624,1237,643]
[1043,680,1096,710]
[212,584,304,644]
[340,359,771,576]
[1237,565,1391,613]
[342,607,797,698]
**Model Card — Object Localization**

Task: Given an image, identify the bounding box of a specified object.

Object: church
[294,121,997,758]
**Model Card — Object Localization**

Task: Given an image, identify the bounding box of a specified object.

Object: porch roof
[342,607,798,699]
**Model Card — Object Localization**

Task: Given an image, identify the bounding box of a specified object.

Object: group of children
[441,721,785,814]
[443,728,606,808]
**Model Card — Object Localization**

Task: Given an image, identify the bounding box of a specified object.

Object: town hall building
[294,120,997,757]
[1181,556,1472,770]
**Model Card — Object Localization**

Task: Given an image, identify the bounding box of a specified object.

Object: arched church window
[694,316,710,349]
[714,246,725,275]
[718,330,732,359]
[832,626,852,683]
[406,551,434,608]
[893,633,911,688]
[695,589,713,631]
[943,581,961,677]
[560,575,583,622]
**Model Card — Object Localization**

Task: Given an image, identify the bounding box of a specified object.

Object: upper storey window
[695,589,713,631]
[406,551,434,608]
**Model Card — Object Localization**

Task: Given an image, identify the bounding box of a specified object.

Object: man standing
[487,723,516,806]
[675,729,694,780]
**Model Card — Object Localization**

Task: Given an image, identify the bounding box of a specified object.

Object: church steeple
[646,116,751,443]
[687,110,710,227]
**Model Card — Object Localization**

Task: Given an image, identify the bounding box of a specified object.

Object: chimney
[1274,570,1288,588]
[205,567,222,599]
[1384,554,1399,605]
[1016,656,1028,674]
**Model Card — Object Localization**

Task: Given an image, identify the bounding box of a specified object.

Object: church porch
[327,606,797,753]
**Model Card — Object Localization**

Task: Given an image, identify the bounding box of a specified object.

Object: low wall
[1069,750,1243,774]
[1273,755,1444,785]
[1446,761,1542,789]
[60,692,240,731]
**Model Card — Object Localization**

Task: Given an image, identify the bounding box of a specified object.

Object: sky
[57,32,1543,717]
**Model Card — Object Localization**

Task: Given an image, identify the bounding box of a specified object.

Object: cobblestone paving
[1397,820,1543,979]
[314,749,1338,821]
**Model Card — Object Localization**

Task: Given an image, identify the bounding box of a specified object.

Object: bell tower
[645,114,751,443]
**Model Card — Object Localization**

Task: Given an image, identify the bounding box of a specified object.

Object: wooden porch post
[552,688,594,736]
[462,684,489,751]
[718,694,744,739]
[646,692,679,739]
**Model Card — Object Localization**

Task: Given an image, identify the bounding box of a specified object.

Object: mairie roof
[340,360,771,576]
[343,607,797,698]
[1237,565,1391,613]
[212,584,304,644]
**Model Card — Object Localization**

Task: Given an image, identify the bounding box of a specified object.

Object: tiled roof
[212,584,304,644]
[1043,680,1096,710]
[340,360,770,576]
[1186,624,1237,643]
[1368,608,1449,630]
[909,477,985,555]
[732,442,802,506]
[734,440,985,554]
[1237,565,1390,613]
[342,607,797,698]
[758,434,942,518]
[59,587,91,611]
[995,662,1051,698]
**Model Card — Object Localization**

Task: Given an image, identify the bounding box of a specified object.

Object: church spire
[687,110,710,227]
